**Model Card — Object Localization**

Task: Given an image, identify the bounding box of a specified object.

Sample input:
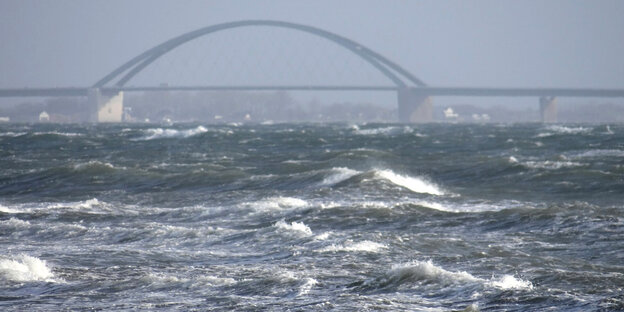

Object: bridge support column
[539,96,557,123]
[87,88,124,123]
[398,88,432,123]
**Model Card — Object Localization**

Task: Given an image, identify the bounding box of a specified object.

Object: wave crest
[375,170,444,196]
[137,125,208,140]
[0,255,58,283]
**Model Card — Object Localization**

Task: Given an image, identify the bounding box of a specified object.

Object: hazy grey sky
[1,0,623,105]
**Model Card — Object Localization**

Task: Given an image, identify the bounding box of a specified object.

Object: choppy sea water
[1,122,623,311]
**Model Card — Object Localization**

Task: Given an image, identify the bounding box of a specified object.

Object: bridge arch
[93,20,426,88]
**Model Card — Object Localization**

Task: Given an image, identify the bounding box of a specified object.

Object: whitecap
[572,149,624,158]
[353,126,413,136]
[73,161,116,171]
[32,131,83,137]
[0,131,26,137]
[274,220,313,236]
[319,240,387,253]
[387,260,480,285]
[0,255,58,283]
[298,278,318,296]
[488,274,534,290]
[321,167,360,186]
[522,160,583,170]
[314,232,331,241]
[414,199,526,213]
[137,125,208,140]
[0,204,20,214]
[374,260,532,290]
[245,196,309,211]
[375,169,444,196]
[537,125,593,137]
[0,217,31,228]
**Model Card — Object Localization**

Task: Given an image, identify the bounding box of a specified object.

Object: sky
[1,0,623,108]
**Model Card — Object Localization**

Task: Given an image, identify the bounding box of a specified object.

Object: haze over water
[1,121,623,310]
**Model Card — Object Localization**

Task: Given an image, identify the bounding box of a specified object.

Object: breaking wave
[321,167,360,186]
[319,240,387,253]
[375,169,444,195]
[361,260,532,291]
[0,255,59,283]
[245,196,309,212]
[274,220,313,236]
[537,125,593,137]
[137,126,208,140]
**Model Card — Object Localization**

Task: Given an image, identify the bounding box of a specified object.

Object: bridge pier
[539,96,557,123]
[397,88,432,123]
[87,88,124,122]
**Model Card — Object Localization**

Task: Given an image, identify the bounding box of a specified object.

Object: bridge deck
[1,86,624,98]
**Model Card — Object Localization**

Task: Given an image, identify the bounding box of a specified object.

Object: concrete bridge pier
[539,96,557,123]
[87,88,124,122]
[397,88,432,123]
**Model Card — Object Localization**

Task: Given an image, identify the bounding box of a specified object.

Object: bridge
[1,20,624,123]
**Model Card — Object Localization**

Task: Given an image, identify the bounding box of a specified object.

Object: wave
[298,278,318,296]
[136,125,208,140]
[274,220,313,236]
[413,199,527,213]
[0,217,31,229]
[508,156,583,170]
[244,196,309,212]
[318,168,445,196]
[319,240,387,253]
[0,131,27,137]
[351,125,418,136]
[375,169,444,195]
[0,204,20,214]
[72,160,119,172]
[142,272,236,289]
[360,260,532,291]
[571,149,624,158]
[537,125,593,137]
[0,255,59,283]
[32,131,83,137]
[321,167,360,186]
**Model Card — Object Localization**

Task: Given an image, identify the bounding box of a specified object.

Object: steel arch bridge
[2,20,623,123]
[93,20,427,89]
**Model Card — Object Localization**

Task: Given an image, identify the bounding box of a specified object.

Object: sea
[1,122,623,311]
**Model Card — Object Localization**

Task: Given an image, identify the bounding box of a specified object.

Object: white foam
[382,260,533,290]
[138,125,208,140]
[0,131,26,137]
[375,169,444,196]
[32,131,83,137]
[73,161,116,171]
[522,160,583,170]
[246,196,309,211]
[0,204,20,214]
[319,240,387,253]
[274,220,313,236]
[387,260,480,285]
[298,278,318,296]
[415,199,525,213]
[49,198,103,210]
[353,126,414,136]
[143,272,236,287]
[0,255,57,283]
[537,125,592,137]
[488,274,534,290]
[573,149,624,158]
[0,217,31,228]
[314,232,331,241]
[321,167,360,186]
